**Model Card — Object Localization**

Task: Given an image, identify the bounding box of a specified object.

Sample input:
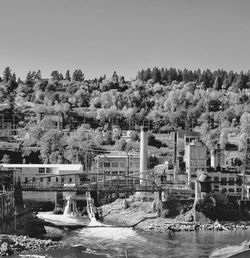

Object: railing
[20,181,159,192]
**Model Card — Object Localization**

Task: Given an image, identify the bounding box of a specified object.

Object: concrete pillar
[195,181,201,200]
[140,126,148,185]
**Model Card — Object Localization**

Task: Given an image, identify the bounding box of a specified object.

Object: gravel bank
[0,235,69,256]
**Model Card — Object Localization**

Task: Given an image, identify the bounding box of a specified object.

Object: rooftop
[1,164,83,170]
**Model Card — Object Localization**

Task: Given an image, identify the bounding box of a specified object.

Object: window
[214,177,219,182]
[228,188,235,192]
[104,162,110,168]
[112,171,118,176]
[111,162,118,168]
[135,179,140,185]
[237,188,242,192]
[120,162,126,168]
[128,179,133,185]
[48,177,51,182]
[104,171,110,176]
[134,162,140,168]
[221,177,227,185]
[32,177,35,182]
[69,178,72,183]
[61,177,64,183]
[229,177,235,186]
[213,185,219,192]
[40,178,43,182]
[56,177,59,182]
[25,177,28,184]
[46,168,51,173]
[39,168,45,173]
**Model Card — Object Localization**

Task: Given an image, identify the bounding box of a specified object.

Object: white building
[95,152,140,188]
[2,164,83,187]
[184,139,207,184]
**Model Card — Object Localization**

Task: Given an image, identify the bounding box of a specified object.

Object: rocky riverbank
[101,197,249,235]
[0,234,69,256]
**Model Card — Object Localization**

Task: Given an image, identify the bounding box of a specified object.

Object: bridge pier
[54,192,64,211]
[157,190,162,217]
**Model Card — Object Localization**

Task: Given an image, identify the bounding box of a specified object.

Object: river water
[19,212,250,258]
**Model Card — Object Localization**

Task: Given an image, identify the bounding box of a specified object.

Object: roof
[97,151,140,159]
[2,164,83,170]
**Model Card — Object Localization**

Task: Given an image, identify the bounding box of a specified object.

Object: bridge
[18,173,194,200]
[20,173,160,192]
[17,172,191,194]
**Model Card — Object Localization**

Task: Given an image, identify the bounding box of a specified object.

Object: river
[16,212,250,258]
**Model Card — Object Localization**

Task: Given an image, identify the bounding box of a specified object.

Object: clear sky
[0,0,250,80]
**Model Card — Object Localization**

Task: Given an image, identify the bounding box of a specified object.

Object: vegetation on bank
[0,67,249,166]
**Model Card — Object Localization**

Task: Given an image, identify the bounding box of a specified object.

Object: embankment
[101,196,249,234]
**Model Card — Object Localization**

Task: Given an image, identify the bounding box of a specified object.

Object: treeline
[137,67,250,91]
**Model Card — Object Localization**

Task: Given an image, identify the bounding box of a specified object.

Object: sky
[0,0,250,80]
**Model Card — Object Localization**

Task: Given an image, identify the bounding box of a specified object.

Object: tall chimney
[140,125,148,185]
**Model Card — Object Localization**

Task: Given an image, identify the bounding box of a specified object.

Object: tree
[1,154,10,164]
[3,67,12,82]
[112,71,118,83]
[152,67,161,83]
[34,70,42,80]
[51,71,61,81]
[65,70,71,81]
[240,112,250,135]
[40,130,65,163]
[72,69,84,81]
[213,76,221,90]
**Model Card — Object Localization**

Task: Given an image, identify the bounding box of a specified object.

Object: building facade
[154,162,187,187]
[207,167,242,196]
[95,152,140,188]
[184,139,207,184]
[2,164,83,187]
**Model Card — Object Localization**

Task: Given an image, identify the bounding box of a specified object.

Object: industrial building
[94,152,140,188]
[2,164,83,187]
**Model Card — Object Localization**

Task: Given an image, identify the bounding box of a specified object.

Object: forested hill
[0,66,249,164]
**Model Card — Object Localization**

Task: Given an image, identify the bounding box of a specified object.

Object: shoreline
[101,198,249,234]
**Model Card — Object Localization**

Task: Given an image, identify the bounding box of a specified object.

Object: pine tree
[152,67,161,83]
[112,71,118,83]
[3,67,12,82]
[65,70,71,81]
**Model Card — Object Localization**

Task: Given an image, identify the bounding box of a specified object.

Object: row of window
[100,161,140,169]
[102,170,138,176]
[213,186,242,193]
[38,168,51,173]
[213,177,239,185]
[24,177,73,183]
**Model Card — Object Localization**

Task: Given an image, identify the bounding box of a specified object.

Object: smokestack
[140,125,148,185]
